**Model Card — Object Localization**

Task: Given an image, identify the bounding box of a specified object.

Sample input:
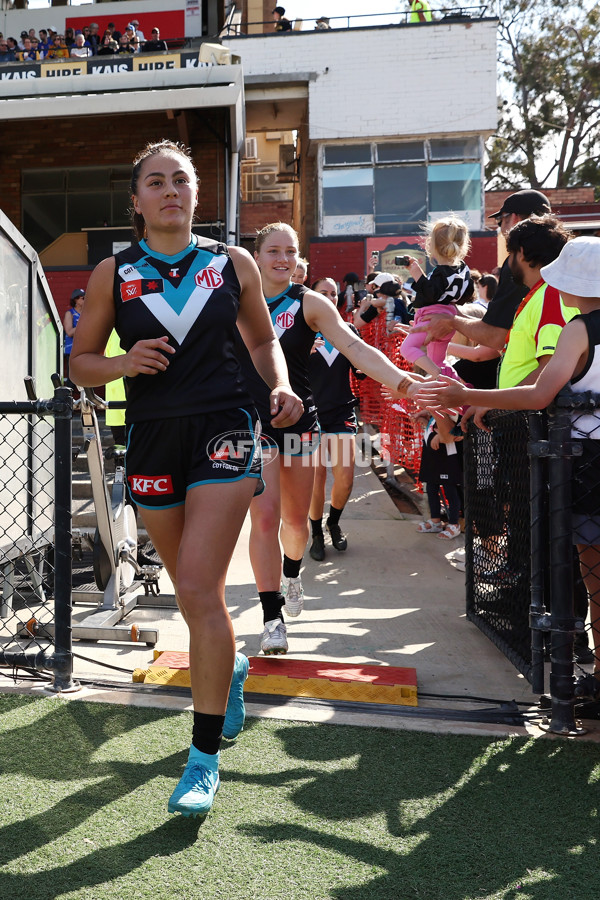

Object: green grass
[0,693,598,900]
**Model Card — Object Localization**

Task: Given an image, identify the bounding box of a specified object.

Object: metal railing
[226,7,493,37]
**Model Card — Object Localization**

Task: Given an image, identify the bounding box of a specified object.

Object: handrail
[230,7,492,35]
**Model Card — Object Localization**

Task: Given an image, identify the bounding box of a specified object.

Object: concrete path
[52,462,547,737]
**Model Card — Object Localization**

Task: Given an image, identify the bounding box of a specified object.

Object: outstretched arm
[303,289,422,399]
[415,320,589,412]
[447,341,501,362]
[413,311,508,350]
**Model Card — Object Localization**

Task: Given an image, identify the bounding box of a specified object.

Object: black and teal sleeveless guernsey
[113,236,253,423]
[235,282,318,422]
[308,324,363,420]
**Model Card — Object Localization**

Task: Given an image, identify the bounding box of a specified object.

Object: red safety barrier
[349,312,423,482]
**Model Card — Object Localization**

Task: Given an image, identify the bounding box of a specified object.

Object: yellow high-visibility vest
[410,0,433,23]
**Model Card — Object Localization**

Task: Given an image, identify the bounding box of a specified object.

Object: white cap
[541,237,600,297]
[372,272,395,288]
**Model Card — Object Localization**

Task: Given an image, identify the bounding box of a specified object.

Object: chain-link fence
[0,388,74,691]
[464,393,600,734]
[463,409,532,678]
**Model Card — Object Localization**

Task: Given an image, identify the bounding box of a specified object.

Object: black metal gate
[464,393,600,734]
[463,410,533,678]
[0,387,75,691]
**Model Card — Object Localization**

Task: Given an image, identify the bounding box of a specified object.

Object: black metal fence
[463,410,533,677]
[465,392,600,733]
[0,387,75,691]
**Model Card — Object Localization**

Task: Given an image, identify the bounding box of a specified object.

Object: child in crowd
[416,236,600,694]
[401,216,473,378]
[415,410,463,541]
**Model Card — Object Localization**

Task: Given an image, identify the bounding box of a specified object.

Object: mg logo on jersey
[195,267,224,289]
[128,475,174,495]
[275,310,295,330]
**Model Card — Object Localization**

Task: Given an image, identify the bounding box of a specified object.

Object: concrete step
[73,473,92,499]
[72,495,97,529]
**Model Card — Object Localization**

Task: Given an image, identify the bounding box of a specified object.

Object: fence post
[546,398,581,734]
[48,385,78,693]
[528,411,546,695]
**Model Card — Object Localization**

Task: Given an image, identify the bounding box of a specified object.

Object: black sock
[327,505,344,527]
[283,555,302,579]
[259,590,284,624]
[192,711,225,755]
[310,517,324,537]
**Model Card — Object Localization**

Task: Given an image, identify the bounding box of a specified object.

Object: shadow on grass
[238,723,600,900]
[0,817,201,900]
[0,694,198,895]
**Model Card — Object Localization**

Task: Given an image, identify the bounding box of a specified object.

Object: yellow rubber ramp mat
[134,652,418,707]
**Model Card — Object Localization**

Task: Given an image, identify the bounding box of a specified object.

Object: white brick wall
[224,20,498,141]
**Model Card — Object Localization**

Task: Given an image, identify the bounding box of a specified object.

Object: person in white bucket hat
[415,235,600,698]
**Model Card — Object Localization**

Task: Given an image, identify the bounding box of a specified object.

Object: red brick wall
[309,240,364,286]
[0,109,227,236]
[485,187,598,224]
[298,131,316,256]
[240,200,293,236]
[468,236,498,275]
[309,235,498,286]
[45,270,93,323]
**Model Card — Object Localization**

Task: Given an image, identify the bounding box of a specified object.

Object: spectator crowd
[0,21,168,63]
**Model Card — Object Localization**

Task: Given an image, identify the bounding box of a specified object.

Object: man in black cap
[273,7,292,31]
[415,189,551,353]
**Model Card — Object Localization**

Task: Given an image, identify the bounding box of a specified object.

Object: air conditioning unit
[253,164,278,190]
[250,164,286,201]
[198,43,231,65]
[278,144,298,182]
[244,137,258,160]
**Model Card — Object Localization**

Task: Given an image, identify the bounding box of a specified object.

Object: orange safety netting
[349,312,423,482]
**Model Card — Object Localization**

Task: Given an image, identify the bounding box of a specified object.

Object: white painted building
[224,15,497,240]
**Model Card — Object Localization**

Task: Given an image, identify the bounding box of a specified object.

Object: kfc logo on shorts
[195,267,224,289]
[128,474,174,495]
[275,311,295,330]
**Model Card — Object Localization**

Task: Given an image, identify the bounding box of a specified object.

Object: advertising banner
[0,52,207,82]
